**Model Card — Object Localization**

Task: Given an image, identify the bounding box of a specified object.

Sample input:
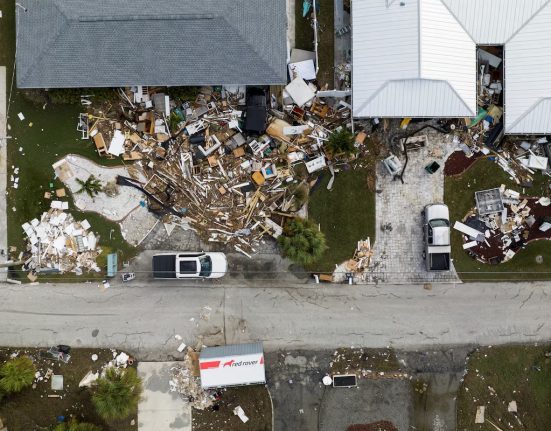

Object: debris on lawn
[455,184,551,264]
[81,84,358,254]
[21,210,101,275]
[233,405,249,423]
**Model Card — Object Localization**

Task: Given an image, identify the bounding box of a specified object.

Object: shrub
[325,128,356,156]
[47,88,117,105]
[278,218,327,265]
[0,356,36,393]
[54,420,102,431]
[92,367,143,421]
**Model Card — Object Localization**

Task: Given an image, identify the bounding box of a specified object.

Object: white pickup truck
[152,252,228,279]
[423,204,451,272]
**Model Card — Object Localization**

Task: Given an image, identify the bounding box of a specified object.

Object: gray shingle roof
[16,0,287,88]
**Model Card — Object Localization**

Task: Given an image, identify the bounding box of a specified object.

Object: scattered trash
[322,375,333,385]
[233,405,249,423]
[78,370,99,388]
[475,405,485,424]
[51,375,64,391]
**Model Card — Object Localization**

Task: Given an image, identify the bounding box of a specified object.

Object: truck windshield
[429,219,449,228]
[199,256,212,277]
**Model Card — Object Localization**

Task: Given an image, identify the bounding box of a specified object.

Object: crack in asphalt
[520,291,534,308]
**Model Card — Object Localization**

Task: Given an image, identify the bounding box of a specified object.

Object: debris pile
[345,238,373,273]
[169,347,214,410]
[83,83,354,255]
[21,210,101,276]
[455,185,551,264]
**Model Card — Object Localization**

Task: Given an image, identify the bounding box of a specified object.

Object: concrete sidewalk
[138,362,191,431]
[0,67,7,282]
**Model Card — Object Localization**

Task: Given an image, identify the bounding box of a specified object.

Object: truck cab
[423,204,451,272]
[152,252,227,279]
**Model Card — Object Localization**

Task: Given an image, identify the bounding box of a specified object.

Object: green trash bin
[425,161,441,174]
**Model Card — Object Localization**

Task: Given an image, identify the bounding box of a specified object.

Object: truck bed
[430,253,450,271]
[152,255,177,278]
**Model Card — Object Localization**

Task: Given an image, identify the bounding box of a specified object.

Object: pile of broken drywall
[21,210,101,277]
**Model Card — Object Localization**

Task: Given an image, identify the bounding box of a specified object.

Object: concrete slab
[319,379,413,431]
[138,362,191,431]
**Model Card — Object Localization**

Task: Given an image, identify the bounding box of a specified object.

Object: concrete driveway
[372,129,459,284]
[138,362,191,431]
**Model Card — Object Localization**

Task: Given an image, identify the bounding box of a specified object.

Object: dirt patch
[0,347,137,431]
[444,151,485,176]
[331,348,400,376]
[192,385,272,431]
[346,422,399,431]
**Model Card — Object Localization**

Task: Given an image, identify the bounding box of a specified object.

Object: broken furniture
[475,188,504,215]
[383,155,402,176]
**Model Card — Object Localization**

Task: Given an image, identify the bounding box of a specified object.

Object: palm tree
[54,420,102,431]
[92,367,143,420]
[325,128,356,156]
[0,356,36,393]
[278,218,327,265]
[75,175,102,198]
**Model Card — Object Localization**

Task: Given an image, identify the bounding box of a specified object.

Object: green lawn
[456,345,551,431]
[1,1,136,281]
[295,0,335,87]
[444,157,551,281]
[308,168,375,273]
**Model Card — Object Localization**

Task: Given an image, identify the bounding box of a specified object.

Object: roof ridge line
[440,79,476,116]
[505,0,551,44]
[353,81,390,116]
[505,97,550,133]
[437,0,477,45]
[354,78,476,117]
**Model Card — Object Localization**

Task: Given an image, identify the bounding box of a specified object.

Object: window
[199,255,212,277]
[429,219,449,228]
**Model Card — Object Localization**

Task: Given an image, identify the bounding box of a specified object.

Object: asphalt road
[0,281,549,359]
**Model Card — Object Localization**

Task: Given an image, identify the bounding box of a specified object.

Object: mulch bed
[462,198,551,264]
[0,347,137,431]
[192,385,272,431]
[347,421,399,431]
[444,150,485,176]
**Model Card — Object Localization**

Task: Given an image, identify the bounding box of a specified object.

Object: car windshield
[199,256,212,277]
[430,219,449,228]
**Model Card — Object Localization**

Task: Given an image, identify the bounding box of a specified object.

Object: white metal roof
[353,0,551,134]
[505,1,551,134]
[441,0,549,44]
[352,0,476,118]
